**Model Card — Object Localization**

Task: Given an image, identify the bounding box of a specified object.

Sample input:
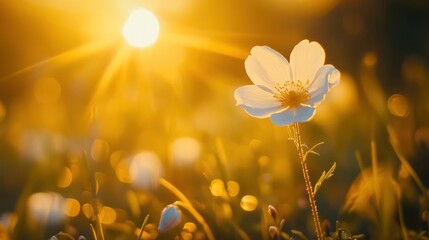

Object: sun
[122,8,160,48]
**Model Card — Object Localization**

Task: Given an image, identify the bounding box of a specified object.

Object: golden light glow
[33,77,61,104]
[110,150,127,168]
[388,94,409,117]
[129,151,164,190]
[115,158,133,183]
[99,206,117,224]
[183,222,197,233]
[209,179,226,197]
[57,167,73,188]
[240,195,258,211]
[82,203,94,219]
[27,192,66,225]
[64,198,80,217]
[227,181,240,197]
[122,8,160,48]
[0,101,6,121]
[91,138,110,162]
[171,137,201,166]
[209,179,240,198]
[324,73,359,114]
[220,203,233,219]
[363,52,378,67]
[112,151,132,183]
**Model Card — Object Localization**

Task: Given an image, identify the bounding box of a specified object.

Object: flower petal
[290,40,325,82]
[269,106,315,126]
[245,46,293,90]
[234,85,282,118]
[306,65,340,106]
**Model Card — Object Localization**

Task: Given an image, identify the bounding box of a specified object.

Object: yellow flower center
[273,80,310,108]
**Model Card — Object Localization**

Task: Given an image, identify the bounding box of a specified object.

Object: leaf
[279,219,286,230]
[313,162,336,197]
[351,234,366,239]
[291,229,308,240]
[280,231,291,239]
[326,162,336,179]
[313,171,326,197]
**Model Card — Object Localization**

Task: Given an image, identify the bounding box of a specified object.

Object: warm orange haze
[0,1,428,240]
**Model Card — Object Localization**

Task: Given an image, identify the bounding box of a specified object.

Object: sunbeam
[89,44,131,106]
[164,31,248,60]
[0,39,115,82]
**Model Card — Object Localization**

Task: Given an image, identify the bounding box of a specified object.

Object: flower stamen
[273,80,310,108]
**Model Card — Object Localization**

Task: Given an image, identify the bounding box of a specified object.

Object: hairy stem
[293,123,323,240]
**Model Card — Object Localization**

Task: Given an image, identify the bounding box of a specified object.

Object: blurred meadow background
[0,0,429,239]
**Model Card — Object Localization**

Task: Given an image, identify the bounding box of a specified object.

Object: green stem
[293,123,323,240]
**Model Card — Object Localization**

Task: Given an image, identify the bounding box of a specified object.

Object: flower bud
[158,204,182,233]
[267,205,277,221]
[268,225,279,240]
[322,219,331,237]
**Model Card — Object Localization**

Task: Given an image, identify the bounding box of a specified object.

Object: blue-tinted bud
[158,204,182,233]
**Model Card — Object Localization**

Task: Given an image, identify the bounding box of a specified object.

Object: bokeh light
[170,137,201,166]
[129,151,164,190]
[240,195,258,212]
[226,181,240,197]
[91,138,110,162]
[82,203,94,220]
[63,198,80,217]
[99,206,116,225]
[122,8,160,48]
[387,94,409,117]
[111,150,133,183]
[363,52,378,67]
[56,167,73,188]
[19,132,49,162]
[183,222,197,233]
[27,192,66,226]
[209,179,226,197]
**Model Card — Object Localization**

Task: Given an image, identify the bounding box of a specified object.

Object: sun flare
[122,8,160,48]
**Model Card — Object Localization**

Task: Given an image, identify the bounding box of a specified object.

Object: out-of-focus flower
[234,40,340,125]
[27,192,66,226]
[129,151,164,190]
[158,204,182,233]
[170,137,201,167]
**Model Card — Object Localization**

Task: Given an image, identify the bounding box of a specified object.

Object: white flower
[234,40,340,126]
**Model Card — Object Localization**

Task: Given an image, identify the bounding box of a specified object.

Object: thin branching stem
[293,123,323,240]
